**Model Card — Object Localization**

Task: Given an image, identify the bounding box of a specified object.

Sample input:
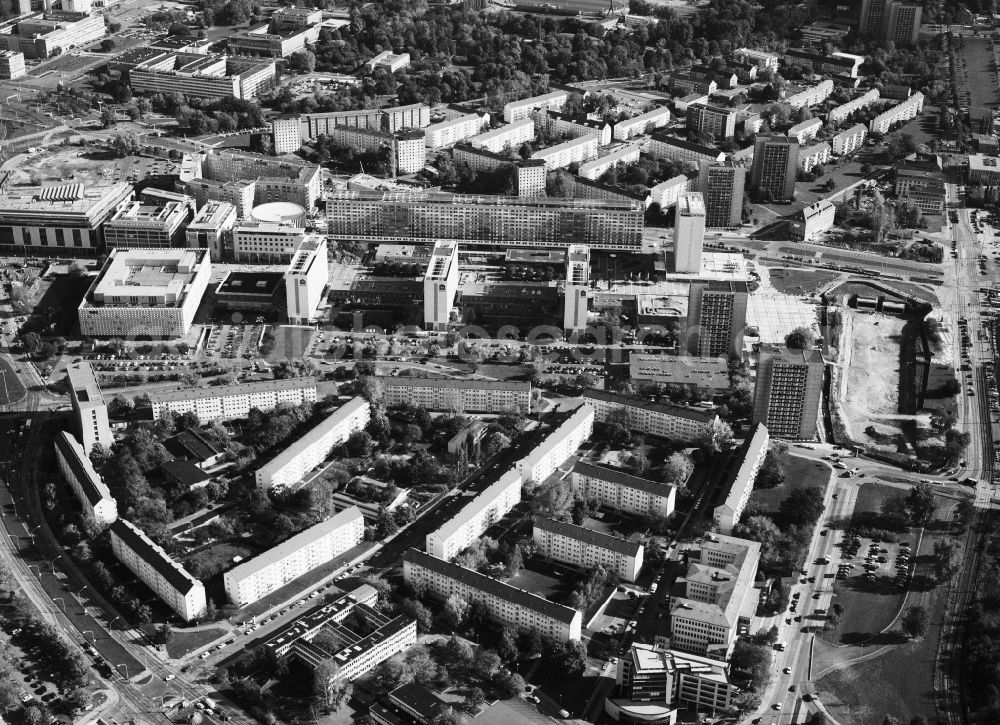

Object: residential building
[646,134,726,167]
[503,90,568,123]
[0,181,132,255]
[869,92,924,134]
[791,200,835,241]
[667,72,716,96]
[423,240,458,330]
[303,105,429,139]
[782,48,860,77]
[103,200,191,249]
[750,135,798,201]
[686,104,737,141]
[968,153,1000,185]
[712,423,769,534]
[255,397,371,489]
[148,378,317,421]
[787,118,822,144]
[224,507,365,605]
[533,517,643,582]
[367,50,410,72]
[570,460,676,518]
[831,124,867,155]
[65,361,113,455]
[569,178,650,207]
[668,535,761,659]
[424,113,489,148]
[629,354,730,393]
[185,177,256,217]
[798,141,831,172]
[425,469,522,560]
[110,519,206,621]
[884,1,921,46]
[859,0,889,36]
[160,460,210,491]
[382,103,430,133]
[403,548,582,641]
[697,163,745,228]
[324,190,644,251]
[578,144,641,181]
[895,158,945,214]
[649,174,695,210]
[686,280,749,357]
[285,237,328,324]
[382,378,532,414]
[192,149,323,209]
[128,52,276,99]
[733,48,779,70]
[53,430,117,525]
[674,192,706,273]
[580,389,718,442]
[0,50,24,78]
[529,135,599,170]
[185,201,237,261]
[605,643,736,722]
[752,344,825,439]
[325,126,426,175]
[452,145,546,196]
[515,404,594,484]
[564,243,590,334]
[785,80,833,110]
[0,10,104,58]
[534,111,612,146]
[613,106,671,141]
[259,586,416,683]
[467,118,536,153]
[163,427,224,470]
[78,248,211,338]
[827,89,880,125]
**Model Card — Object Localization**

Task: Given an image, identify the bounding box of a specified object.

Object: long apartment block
[53,430,117,525]
[571,460,676,518]
[425,469,522,561]
[224,507,364,606]
[516,404,594,484]
[149,378,318,421]
[533,517,643,582]
[581,389,718,443]
[712,423,769,535]
[382,377,532,414]
[65,361,114,455]
[403,548,582,641]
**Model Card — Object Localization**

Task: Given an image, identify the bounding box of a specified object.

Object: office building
[260,586,416,683]
[425,469,521,561]
[564,244,590,334]
[516,404,594,485]
[613,106,671,141]
[750,136,798,202]
[530,135,599,171]
[467,118,536,153]
[828,89,880,125]
[884,1,921,46]
[798,141,831,173]
[571,460,676,518]
[403,548,582,641]
[110,519,206,621]
[869,92,924,134]
[605,644,736,722]
[970,154,1000,185]
[149,378,317,421]
[224,507,364,605]
[697,164,745,228]
[752,344,825,439]
[78,249,211,338]
[503,90,568,123]
[423,240,458,331]
[791,200,835,241]
[286,237,328,324]
[674,192,706,273]
[229,9,321,58]
[452,145,547,197]
[64,361,113,455]
[185,201,237,261]
[686,281,749,357]
[325,190,644,251]
[367,50,410,72]
[686,104,737,141]
[895,157,945,214]
[787,118,822,145]
[533,517,643,582]
[53,430,117,525]
[580,389,718,443]
[668,535,760,659]
[0,10,104,58]
[646,134,726,167]
[129,52,275,99]
[256,396,371,489]
[534,111,612,146]
[649,174,695,210]
[785,80,833,110]
[733,47,779,70]
[831,124,867,156]
[712,423,769,534]
[424,113,489,148]
[215,270,284,316]
[382,378,532,414]
[103,200,191,249]
[578,144,641,181]
[231,218,305,263]
[0,50,24,78]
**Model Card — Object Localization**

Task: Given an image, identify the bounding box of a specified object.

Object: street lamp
[27,564,40,578]
[116,663,128,680]
[53,597,65,613]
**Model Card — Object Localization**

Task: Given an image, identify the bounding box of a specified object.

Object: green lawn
[749,454,831,512]
[768,268,840,296]
[164,627,229,659]
[851,482,901,526]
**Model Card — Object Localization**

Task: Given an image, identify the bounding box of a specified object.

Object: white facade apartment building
[530,135,599,171]
[255,396,371,489]
[451,146,547,197]
[798,141,831,172]
[110,519,206,621]
[503,90,568,123]
[533,517,643,582]
[712,423,769,535]
[613,106,671,141]
[516,404,594,485]
[791,199,836,241]
[648,174,695,209]
[831,123,867,155]
[534,111,612,146]
[785,80,834,110]
[0,50,25,79]
[383,378,532,414]
[149,378,317,421]
[468,118,535,153]
[425,469,522,560]
[224,507,364,605]
[571,460,676,518]
[646,134,726,167]
[869,92,924,134]
[326,126,426,174]
[424,114,489,148]
[578,144,641,181]
[581,389,717,442]
[271,117,302,154]
[787,118,822,144]
[53,430,117,525]
[286,237,329,324]
[78,249,211,339]
[65,361,114,455]
[827,88,880,125]
[403,548,582,641]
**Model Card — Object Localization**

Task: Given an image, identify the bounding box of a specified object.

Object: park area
[0,357,26,406]
[766,268,840,296]
[748,454,830,512]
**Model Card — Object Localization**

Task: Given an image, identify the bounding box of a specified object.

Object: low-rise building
[790,199,835,241]
[571,460,676,519]
[787,118,822,144]
[382,377,532,414]
[149,378,317,421]
[516,404,594,484]
[185,201,237,261]
[0,50,25,79]
[128,52,276,100]
[969,153,1000,186]
[224,507,365,605]
[831,123,867,155]
[712,423,769,534]
[827,88,880,125]
[503,90,568,123]
[529,135,599,171]
[367,50,410,73]
[467,118,536,153]
[613,105,671,141]
[578,144,641,181]
[733,47,779,70]
[534,110,612,146]
[255,396,371,489]
[629,354,730,393]
[424,113,489,148]
[649,174,695,209]
[53,430,117,525]
[686,103,738,141]
[533,517,643,582]
[895,157,945,214]
[425,469,521,561]
[869,92,924,134]
[785,79,834,110]
[231,222,308,264]
[798,140,831,172]
[0,10,105,59]
[403,548,582,641]
[581,389,717,442]
[646,134,726,167]
[782,48,859,77]
[103,200,191,249]
[110,519,206,621]
[228,17,321,58]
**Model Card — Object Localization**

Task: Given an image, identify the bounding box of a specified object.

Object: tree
[153,623,173,645]
[346,430,374,458]
[906,483,936,526]
[442,594,468,629]
[313,661,352,712]
[359,376,384,404]
[662,452,694,486]
[497,626,519,662]
[733,515,783,566]
[506,544,523,577]
[496,670,526,698]
[442,635,475,676]
[901,605,928,639]
[474,649,502,680]
[779,487,825,527]
[374,506,399,539]
[785,326,815,349]
[463,687,486,713]
[757,443,788,489]
[100,107,115,128]
[697,418,735,453]
[19,331,42,354]
[555,640,587,677]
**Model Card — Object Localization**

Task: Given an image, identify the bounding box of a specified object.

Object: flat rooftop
[217,271,284,297]
[87,249,207,307]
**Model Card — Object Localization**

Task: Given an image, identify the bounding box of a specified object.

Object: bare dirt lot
[843,311,906,445]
